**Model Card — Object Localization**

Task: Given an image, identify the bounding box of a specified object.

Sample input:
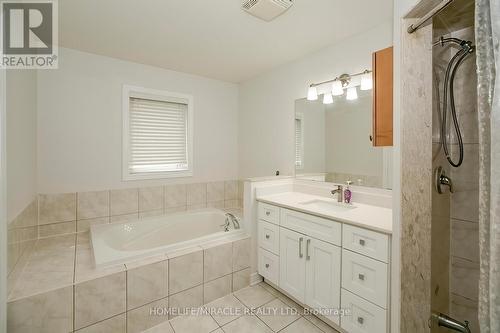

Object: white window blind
[128,97,189,175]
[295,117,303,168]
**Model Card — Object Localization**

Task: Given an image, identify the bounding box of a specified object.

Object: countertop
[257,192,392,234]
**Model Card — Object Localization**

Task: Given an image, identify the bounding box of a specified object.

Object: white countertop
[257,192,392,234]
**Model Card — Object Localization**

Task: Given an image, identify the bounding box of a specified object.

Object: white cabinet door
[279,228,306,303]
[305,238,341,325]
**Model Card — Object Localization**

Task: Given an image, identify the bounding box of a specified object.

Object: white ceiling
[59,0,393,83]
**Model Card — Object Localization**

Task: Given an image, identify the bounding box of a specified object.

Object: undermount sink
[299,199,356,213]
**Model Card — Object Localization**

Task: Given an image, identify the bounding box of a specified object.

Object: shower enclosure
[399,0,486,332]
[431,1,479,331]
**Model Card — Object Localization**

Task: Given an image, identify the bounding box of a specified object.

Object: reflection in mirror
[295,90,392,189]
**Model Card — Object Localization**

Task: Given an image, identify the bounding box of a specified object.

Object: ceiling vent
[242,0,293,21]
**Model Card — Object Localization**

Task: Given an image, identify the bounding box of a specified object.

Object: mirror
[294,89,392,189]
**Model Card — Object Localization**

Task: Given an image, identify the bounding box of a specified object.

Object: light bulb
[323,92,333,104]
[346,87,358,100]
[332,81,344,96]
[307,86,318,101]
[360,73,373,90]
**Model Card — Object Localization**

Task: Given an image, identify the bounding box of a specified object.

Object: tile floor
[144,282,340,333]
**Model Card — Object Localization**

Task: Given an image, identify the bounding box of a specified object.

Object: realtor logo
[1,0,58,68]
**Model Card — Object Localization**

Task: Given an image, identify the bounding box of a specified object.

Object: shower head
[432,36,475,53]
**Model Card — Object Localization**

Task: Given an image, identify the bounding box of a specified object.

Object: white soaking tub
[90,208,246,267]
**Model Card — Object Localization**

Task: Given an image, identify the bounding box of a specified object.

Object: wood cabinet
[372,46,393,147]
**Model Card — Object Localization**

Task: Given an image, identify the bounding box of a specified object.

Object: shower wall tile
[450,189,479,222]
[75,313,126,333]
[169,250,203,294]
[127,260,169,310]
[39,193,77,225]
[204,243,233,281]
[187,203,206,210]
[207,181,225,202]
[110,188,138,216]
[38,221,76,238]
[224,181,238,200]
[7,286,73,333]
[450,256,479,301]
[74,272,127,329]
[165,184,187,208]
[450,293,479,333]
[449,144,479,191]
[203,274,232,304]
[77,217,109,233]
[225,200,240,209]
[139,186,164,212]
[127,297,169,333]
[77,191,110,220]
[186,183,207,205]
[451,219,479,263]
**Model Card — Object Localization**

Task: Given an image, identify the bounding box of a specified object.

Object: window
[295,113,304,169]
[123,85,193,180]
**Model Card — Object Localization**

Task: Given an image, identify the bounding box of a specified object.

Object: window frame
[295,112,304,170]
[122,85,194,181]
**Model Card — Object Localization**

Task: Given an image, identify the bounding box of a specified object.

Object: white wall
[37,48,239,193]
[6,70,37,222]
[238,21,393,179]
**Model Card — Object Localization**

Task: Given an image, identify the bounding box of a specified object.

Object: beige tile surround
[35,180,243,238]
[7,231,251,333]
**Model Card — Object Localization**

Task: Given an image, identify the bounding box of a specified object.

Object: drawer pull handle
[265,234,270,239]
[299,237,304,258]
[357,317,364,324]
[265,264,270,268]
[359,239,366,246]
[266,211,271,216]
[358,274,365,281]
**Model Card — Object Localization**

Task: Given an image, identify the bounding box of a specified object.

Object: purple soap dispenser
[344,181,352,204]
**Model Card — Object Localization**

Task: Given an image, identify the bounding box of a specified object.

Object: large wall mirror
[294,83,393,189]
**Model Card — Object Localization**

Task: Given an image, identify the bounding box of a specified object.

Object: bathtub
[90,208,246,267]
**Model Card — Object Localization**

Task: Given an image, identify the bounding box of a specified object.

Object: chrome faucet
[222,213,240,231]
[331,185,344,203]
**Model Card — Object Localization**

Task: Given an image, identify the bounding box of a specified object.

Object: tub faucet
[224,213,240,230]
[331,185,344,203]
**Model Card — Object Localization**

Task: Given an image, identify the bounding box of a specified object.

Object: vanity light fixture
[307,69,372,104]
[360,71,373,90]
[307,86,318,101]
[332,80,344,96]
[346,86,358,100]
[323,92,334,104]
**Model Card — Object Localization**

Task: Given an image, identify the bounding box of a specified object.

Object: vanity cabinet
[257,202,391,333]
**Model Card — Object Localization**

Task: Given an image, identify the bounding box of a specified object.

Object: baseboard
[250,272,263,286]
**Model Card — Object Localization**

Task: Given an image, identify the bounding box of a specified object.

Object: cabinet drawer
[258,221,280,255]
[341,289,387,333]
[280,208,341,246]
[258,202,280,225]
[342,249,388,308]
[343,224,389,263]
[258,248,279,286]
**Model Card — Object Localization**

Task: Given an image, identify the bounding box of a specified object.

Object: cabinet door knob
[266,211,270,216]
[359,239,366,246]
[358,317,364,324]
[265,263,270,268]
[265,234,270,239]
[358,273,365,281]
